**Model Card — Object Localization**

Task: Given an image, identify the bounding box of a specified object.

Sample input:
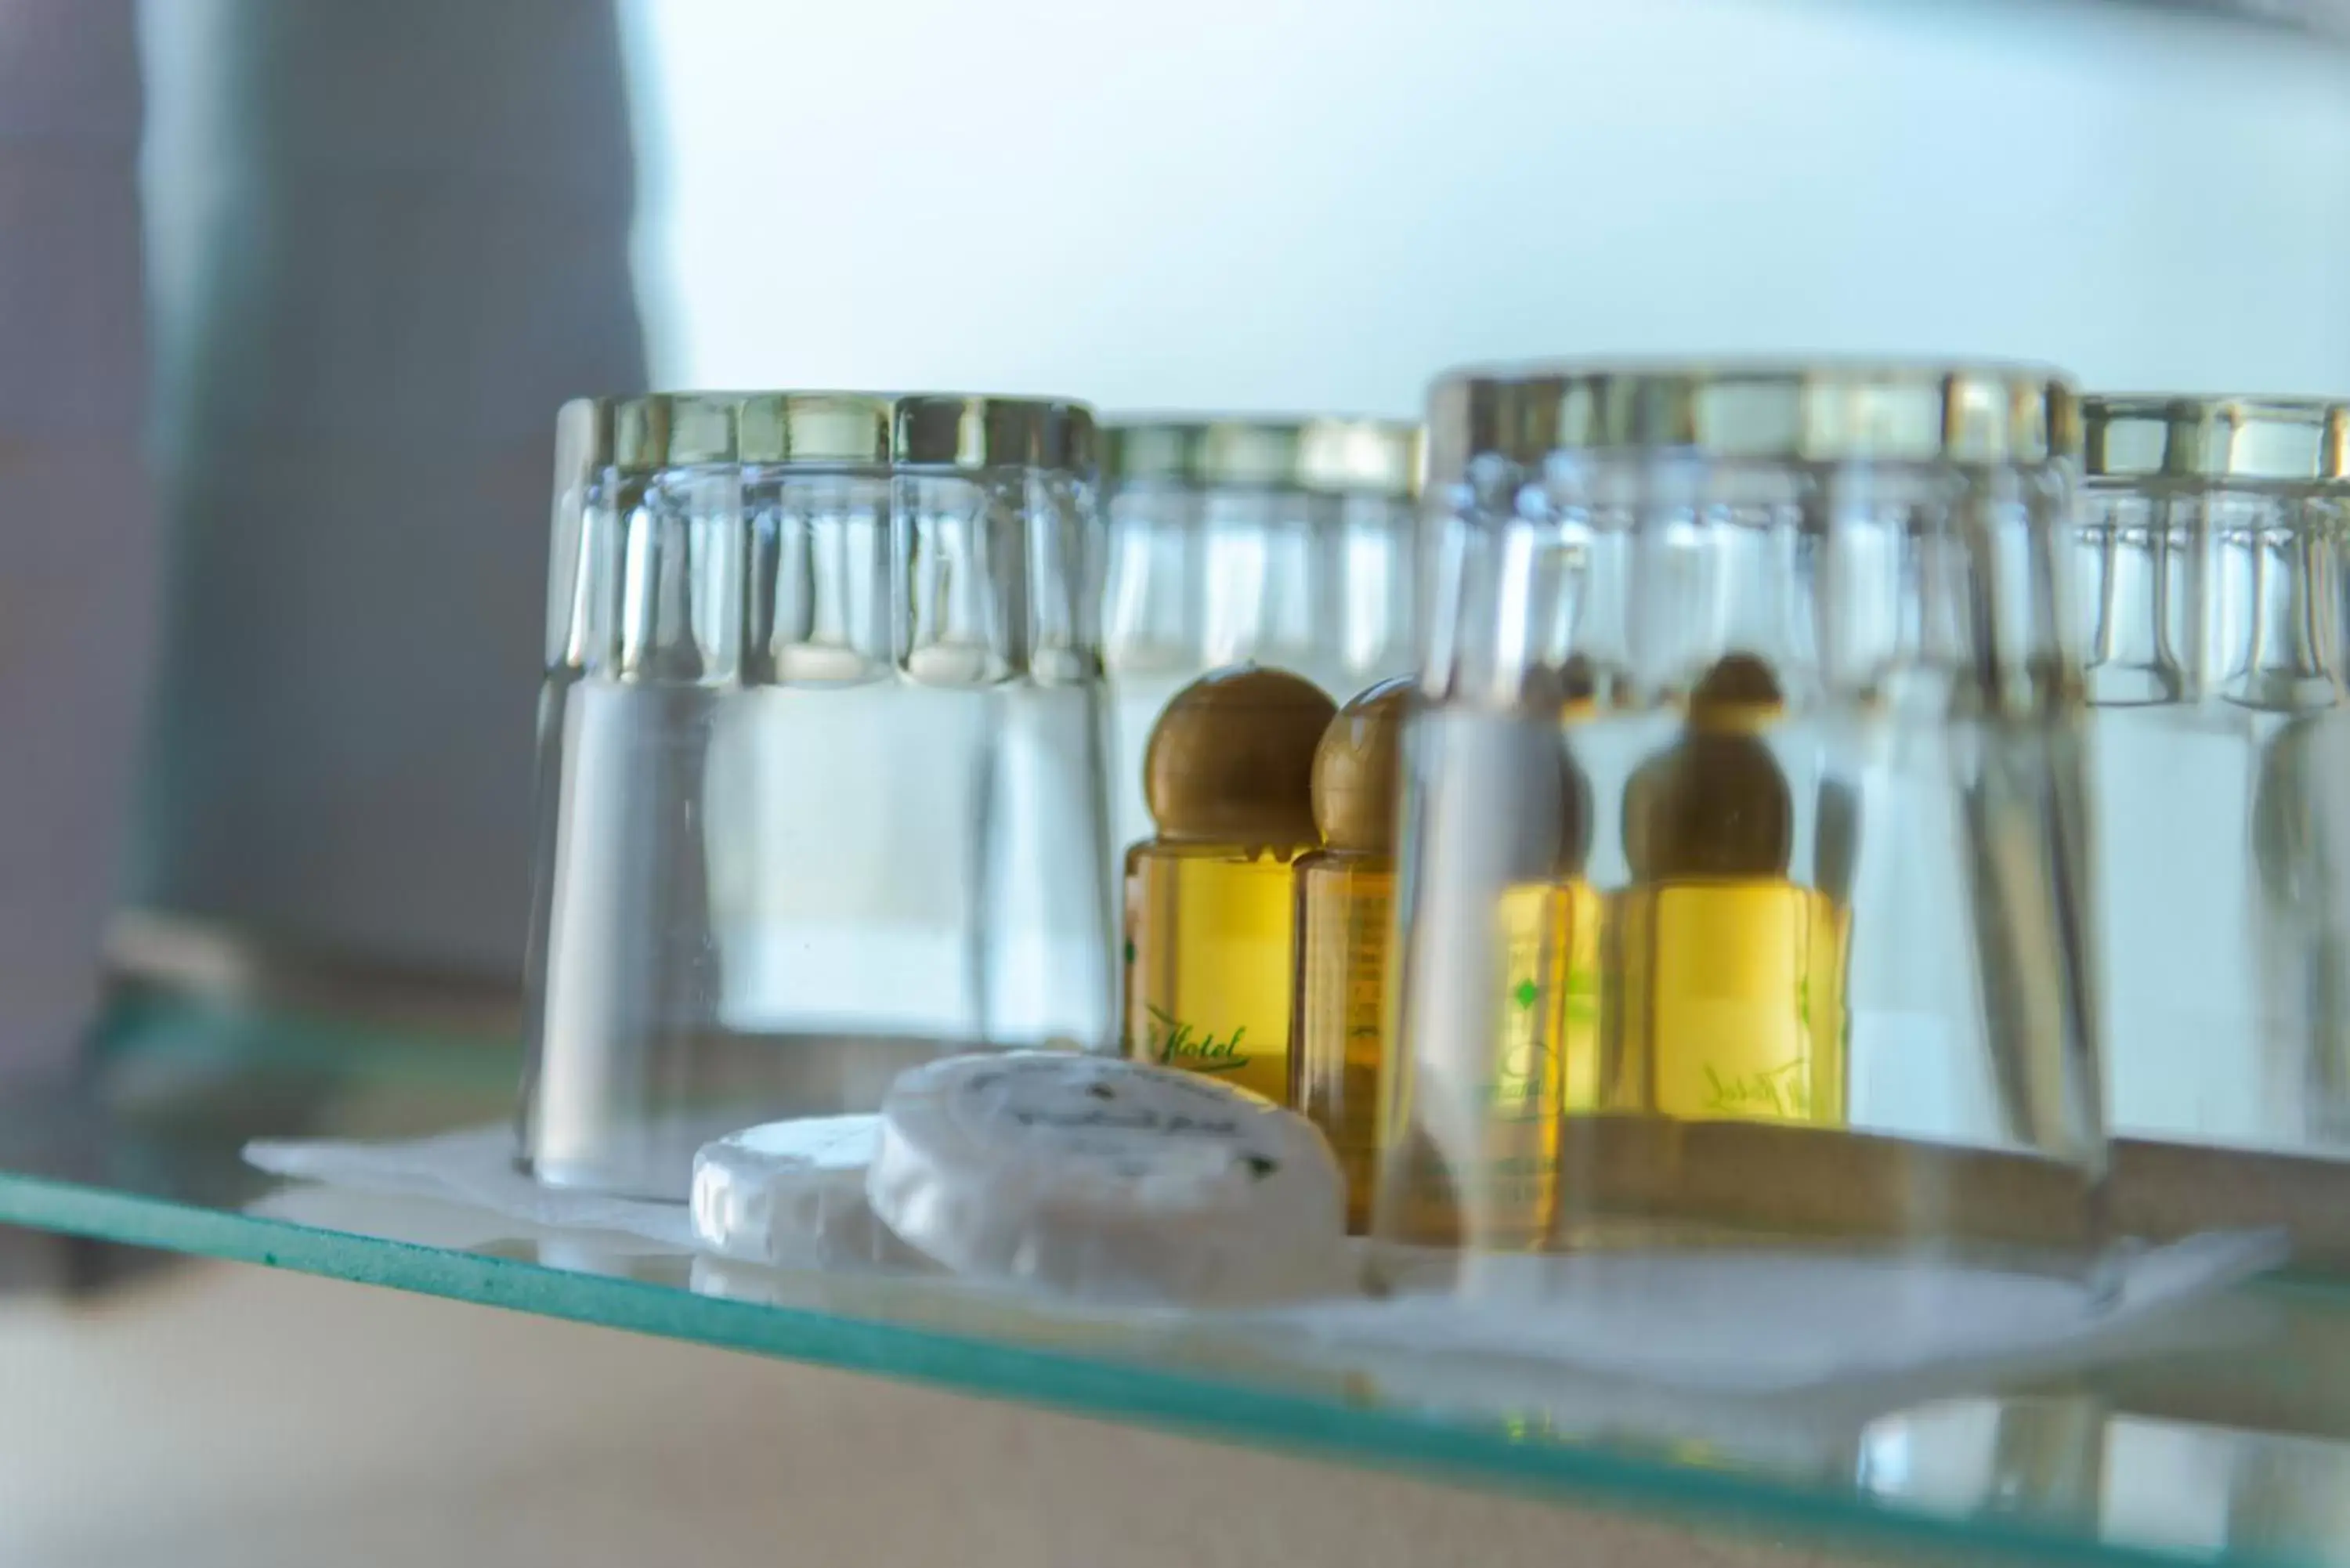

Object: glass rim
[1426,359,2082,472]
[557,392,1098,475]
[1101,414,1423,499]
[2084,393,2350,487]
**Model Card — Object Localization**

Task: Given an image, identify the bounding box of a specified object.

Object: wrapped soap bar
[869,1052,1350,1305]
[691,1115,921,1270]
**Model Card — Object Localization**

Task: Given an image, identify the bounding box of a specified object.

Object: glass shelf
[11,994,2350,1567]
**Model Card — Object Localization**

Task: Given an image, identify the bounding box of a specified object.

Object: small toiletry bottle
[1292,677,1411,1231]
[1480,667,1604,1245]
[1613,652,1847,1125]
[1495,663,1604,1125]
[1124,666,1336,1104]
[1376,666,1596,1250]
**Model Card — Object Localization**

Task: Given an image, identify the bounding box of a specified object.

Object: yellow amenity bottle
[1478,669,1602,1243]
[1497,667,1605,1122]
[1373,666,1600,1251]
[1292,677,1410,1232]
[1123,666,1336,1106]
[1613,653,1847,1125]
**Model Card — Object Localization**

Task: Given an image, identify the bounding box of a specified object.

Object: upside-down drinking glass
[2076,395,2350,1155]
[520,392,1115,1199]
[1380,361,2109,1301]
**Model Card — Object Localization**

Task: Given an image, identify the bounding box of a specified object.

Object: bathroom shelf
[9,994,2350,1568]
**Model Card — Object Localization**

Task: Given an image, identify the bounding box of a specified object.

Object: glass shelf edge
[8,995,2334,1568]
[0,1164,2226,1568]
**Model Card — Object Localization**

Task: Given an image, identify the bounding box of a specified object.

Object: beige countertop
[0,1261,1860,1568]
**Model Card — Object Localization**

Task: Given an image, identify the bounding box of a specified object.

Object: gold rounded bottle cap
[1624,735,1794,880]
[1687,652,1785,733]
[1311,677,1413,853]
[1144,666,1336,845]
[1625,653,1794,880]
[1535,655,1604,724]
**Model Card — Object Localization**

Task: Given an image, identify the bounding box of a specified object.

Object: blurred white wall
[623,0,2350,410]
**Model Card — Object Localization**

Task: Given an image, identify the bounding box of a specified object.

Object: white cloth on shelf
[246,1122,2284,1408]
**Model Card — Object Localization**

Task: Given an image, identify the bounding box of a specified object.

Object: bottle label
[1640,880,1841,1124]
[866,1050,1348,1305]
[1141,1006,1253,1076]
[1123,850,1296,1105]
[1494,881,1603,1115]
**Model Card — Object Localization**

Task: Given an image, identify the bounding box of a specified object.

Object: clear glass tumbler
[2076,396,2350,1153]
[1097,416,1421,853]
[520,392,1114,1199]
[1382,362,2108,1285]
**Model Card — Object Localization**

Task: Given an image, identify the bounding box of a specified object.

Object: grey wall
[135,0,646,977]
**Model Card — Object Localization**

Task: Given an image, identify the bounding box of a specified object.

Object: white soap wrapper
[869,1051,1351,1306]
[691,1115,924,1270]
[1259,1229,2290,1397]
[244,1125,696,1251]
[244,1121,2283,1417]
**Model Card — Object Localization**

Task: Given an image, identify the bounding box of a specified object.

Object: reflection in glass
[2078,396,2350,1154]
[2254,714,2350,1144]
[1380,688,1603,1250]
[1612,654,1849,1127]
[1861,1396,2107,1534]
[2226,1429,2350,1562]
[1383,362,2106,1281]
